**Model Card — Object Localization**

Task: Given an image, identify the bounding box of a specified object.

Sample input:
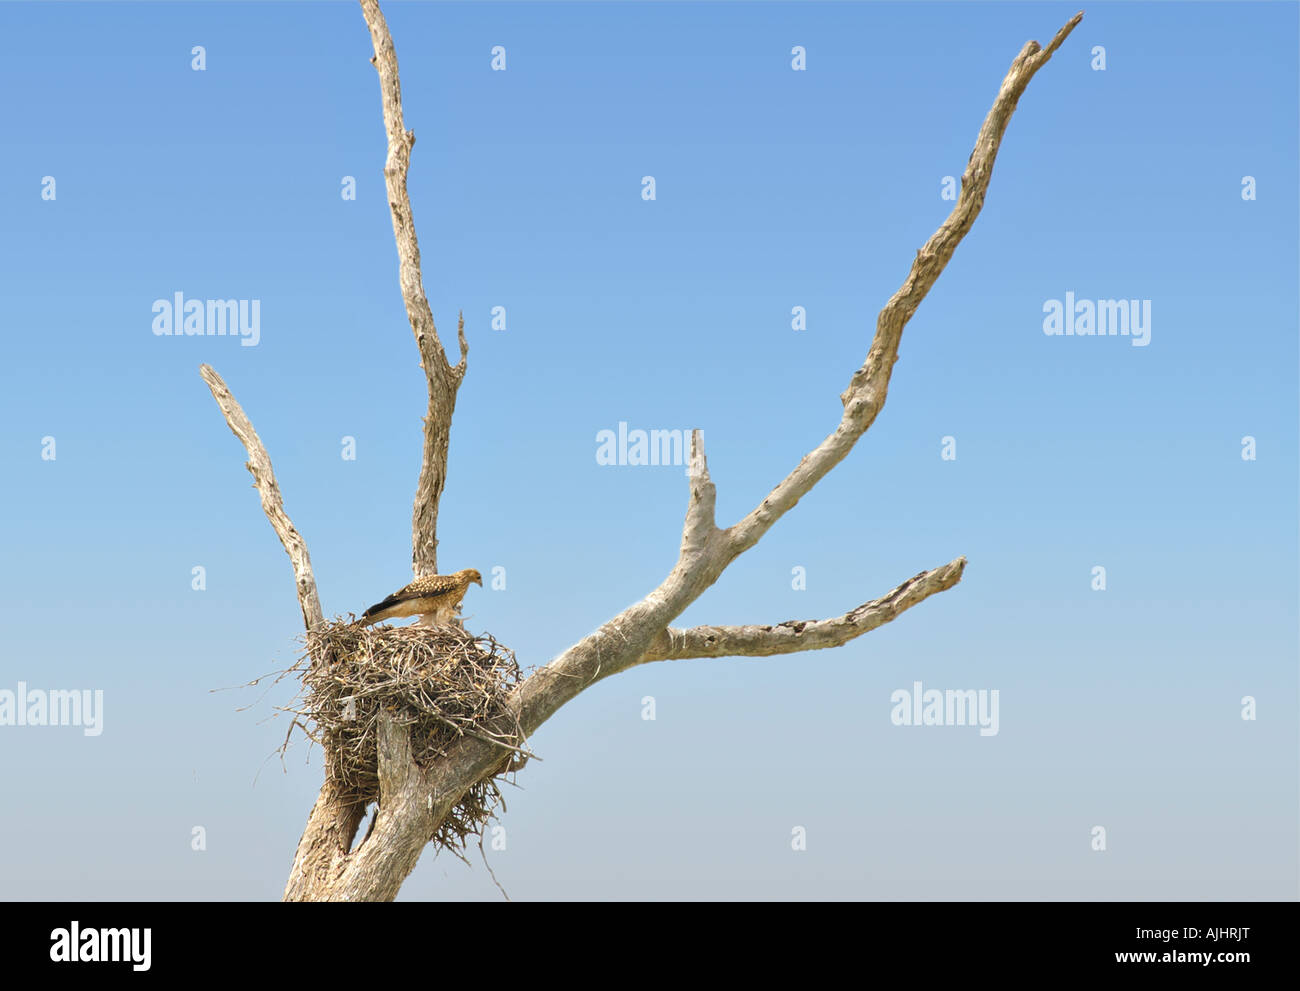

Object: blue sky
[0,0,1295,900]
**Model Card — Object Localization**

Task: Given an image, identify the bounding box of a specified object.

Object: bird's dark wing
[360,593,404,621]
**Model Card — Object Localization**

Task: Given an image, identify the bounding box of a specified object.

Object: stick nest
[290,619,528,856]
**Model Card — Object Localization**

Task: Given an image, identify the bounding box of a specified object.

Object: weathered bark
[201,3,1083,900]
[199,364,324,632]
[639,556,969,663]
[360,0,468,579]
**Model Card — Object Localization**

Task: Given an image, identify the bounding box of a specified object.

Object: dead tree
[201,2,1083,901]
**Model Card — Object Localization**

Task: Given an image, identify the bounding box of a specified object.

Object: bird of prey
[358,568,483,628]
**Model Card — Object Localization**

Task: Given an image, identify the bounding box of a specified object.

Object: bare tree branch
[511,12,1083,731]
[727,11,1085,559]
[360,0,467,579]
[199,363,324,631]
[639,556,967,663]
[680,430,719,558]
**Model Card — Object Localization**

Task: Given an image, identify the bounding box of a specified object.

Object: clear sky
[1,0,1295,900]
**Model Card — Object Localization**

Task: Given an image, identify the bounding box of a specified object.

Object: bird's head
[463,568,483,587]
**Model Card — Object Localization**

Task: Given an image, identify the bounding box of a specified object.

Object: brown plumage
[358,568,483,628]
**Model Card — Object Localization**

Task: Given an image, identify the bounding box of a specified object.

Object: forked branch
[514,12,1084,732]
